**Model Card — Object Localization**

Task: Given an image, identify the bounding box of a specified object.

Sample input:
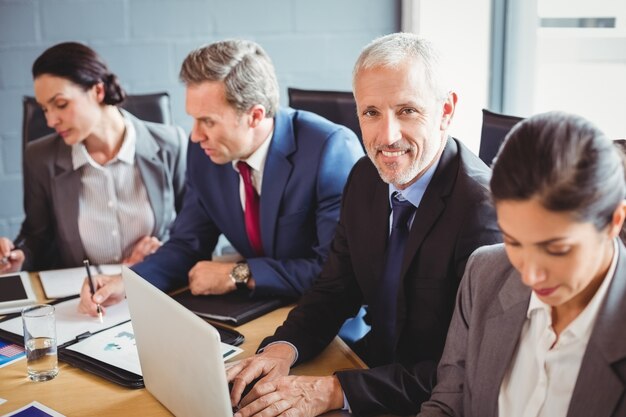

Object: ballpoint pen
[83,259,103,323]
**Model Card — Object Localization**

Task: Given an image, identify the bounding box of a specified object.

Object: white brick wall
[0,0,398,232]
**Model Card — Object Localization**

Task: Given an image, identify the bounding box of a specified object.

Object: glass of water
[22,304,58,382]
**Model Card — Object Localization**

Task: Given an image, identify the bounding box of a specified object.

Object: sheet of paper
[0,338,26,368]
[65,321,142,376]
[0,298,131,346]
[1,401,66,417]
[65,321,242,376]
[39,264,122,299]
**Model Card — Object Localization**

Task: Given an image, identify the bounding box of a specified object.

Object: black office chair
[22,91,172,148]
[478,109,524,166]
[287,87,363,150]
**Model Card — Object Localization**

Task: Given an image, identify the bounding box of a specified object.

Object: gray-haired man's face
[354,59,453,189]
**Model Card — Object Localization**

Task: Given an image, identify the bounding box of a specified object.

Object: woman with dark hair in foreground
[419,111,626,417]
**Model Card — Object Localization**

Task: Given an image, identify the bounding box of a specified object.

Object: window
[402,0,492,153]
[501,0,626,138]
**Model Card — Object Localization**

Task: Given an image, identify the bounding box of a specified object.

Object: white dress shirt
[498,239,618,417]
[232,130,274,210]
[72,114,155,264]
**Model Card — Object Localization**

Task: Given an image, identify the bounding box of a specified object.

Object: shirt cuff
[257,341,299,367]
[343,392,351,412]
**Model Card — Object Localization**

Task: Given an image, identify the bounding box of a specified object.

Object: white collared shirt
[498,239,618,417]
[72,114,154,264]
[232,129,274,211]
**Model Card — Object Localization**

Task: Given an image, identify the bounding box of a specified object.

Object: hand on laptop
[188,260,238,295]
[78,274,125,317]
[0,237,25,273]
[226,343,295,407]
[234,375,344,417]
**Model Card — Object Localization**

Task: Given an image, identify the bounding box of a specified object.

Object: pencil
[83,259,103,323]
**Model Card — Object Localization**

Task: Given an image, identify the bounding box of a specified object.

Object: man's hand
[123,236,162,266]
[0,237,24,273]
[234,375,344,417]
[188,260,237,295]
[77,274,126,317]
[226,343,296,407]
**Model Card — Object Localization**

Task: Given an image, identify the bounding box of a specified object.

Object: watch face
[232,263,250,284]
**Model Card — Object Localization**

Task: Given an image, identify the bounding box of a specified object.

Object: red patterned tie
[236,161,264,256]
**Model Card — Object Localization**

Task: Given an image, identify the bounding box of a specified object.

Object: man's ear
[440,91,457,131]
[248,105,267,128]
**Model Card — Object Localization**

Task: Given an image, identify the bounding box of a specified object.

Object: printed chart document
[65,321,142,375]
[65,321,242,376]
[1,401,66,417]
[39,264,122,299]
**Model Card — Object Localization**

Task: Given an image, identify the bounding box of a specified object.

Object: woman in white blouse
[418,111,626,417]
[0,42,186,272]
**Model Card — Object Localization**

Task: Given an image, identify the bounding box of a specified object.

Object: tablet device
[0,272,37,315]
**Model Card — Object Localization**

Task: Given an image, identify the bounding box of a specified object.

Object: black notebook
[172,289,289,325]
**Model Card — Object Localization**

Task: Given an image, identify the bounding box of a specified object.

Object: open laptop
[122,266,233,417]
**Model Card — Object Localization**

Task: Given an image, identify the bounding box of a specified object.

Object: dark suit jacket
[133,108,364,297]
[260,137,502,416]
[17,110,187,270]
[419,242,626,417]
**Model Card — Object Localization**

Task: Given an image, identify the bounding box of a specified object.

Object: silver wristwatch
[229,262,251,288]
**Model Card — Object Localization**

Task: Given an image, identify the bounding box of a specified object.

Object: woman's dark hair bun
[102,73,126,105]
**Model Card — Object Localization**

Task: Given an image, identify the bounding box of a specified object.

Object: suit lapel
[259,109,295,256]
[131,111,165,236]
[51,141,84,265]
[474,273,530,417]
[394,138,457,327]
[369,175,393,297]
[567,347,623,417]
[400,137,457,279]
[567,241,626,417]
[220,163,250,254]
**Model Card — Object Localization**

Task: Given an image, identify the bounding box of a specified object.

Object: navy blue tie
[370,192,416,364]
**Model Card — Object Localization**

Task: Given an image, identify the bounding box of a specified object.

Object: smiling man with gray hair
[226,32,501,417]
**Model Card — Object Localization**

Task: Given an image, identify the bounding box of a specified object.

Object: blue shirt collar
[388,157,440,209]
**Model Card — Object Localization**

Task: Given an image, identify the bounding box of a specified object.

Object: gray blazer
[17,110,187,270]
[419,242,626,417]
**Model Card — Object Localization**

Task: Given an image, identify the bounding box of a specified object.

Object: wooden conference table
[0,273,367,416]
